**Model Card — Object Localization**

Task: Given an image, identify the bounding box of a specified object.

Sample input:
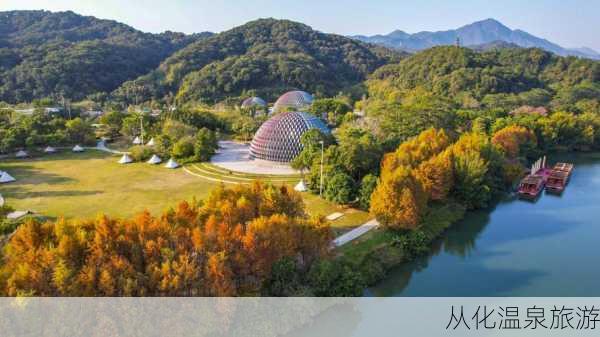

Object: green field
[0,151,370,233]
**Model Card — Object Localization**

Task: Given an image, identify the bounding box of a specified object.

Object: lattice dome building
[250,111,329,163]
[241,96,267,108]
[272,91,313,113]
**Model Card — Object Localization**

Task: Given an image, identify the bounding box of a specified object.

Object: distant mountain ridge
[352,19,600,60]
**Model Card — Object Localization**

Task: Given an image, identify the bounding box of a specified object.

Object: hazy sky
[1,0,599,51]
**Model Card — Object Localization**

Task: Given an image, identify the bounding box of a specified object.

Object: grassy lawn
[0,151,215,219]
[0,151,370,232]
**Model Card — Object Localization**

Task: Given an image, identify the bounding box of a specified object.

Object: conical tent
[0,171,16,183]
[15,150,28,158]
[44,146,56,153]
[72,145,84,152]
[147,154,162,164]
[164,158,180,169]
[146,138,155,146]
[294,180,308,192]
[132,136,142,145]
[118,154,133,164]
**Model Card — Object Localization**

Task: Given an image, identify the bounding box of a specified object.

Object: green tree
[262,257,302,296]
[172,137,195,159]
[324,172,355,204]
[194,128,218,162]
[291,129,334,173]
[99,111,124,138]
[307,260,364,296]
[310,98,352,126]
[65,118,95,145]
[358,174,378,211]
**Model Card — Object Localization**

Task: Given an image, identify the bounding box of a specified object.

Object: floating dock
[545,162,574,194]
[518,156,550,200]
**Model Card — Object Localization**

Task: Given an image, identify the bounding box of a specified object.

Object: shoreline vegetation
[1,11,599,297]
[338,201,467,290]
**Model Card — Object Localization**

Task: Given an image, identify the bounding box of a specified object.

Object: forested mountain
[115,18,402,104]
[468,40,522,52]
[363,45,600,148]
[353,19,600,60]
[368,46,599,109]
[0,10,211,103]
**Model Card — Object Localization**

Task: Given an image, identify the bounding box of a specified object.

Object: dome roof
[250,111,329,163]
[241,96,267,108]
[273,91,313,113]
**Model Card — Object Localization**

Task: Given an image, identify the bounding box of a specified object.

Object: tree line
[0,182,368,296]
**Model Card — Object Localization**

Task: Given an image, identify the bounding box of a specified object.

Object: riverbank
[359,151,600,296]
[336,200,467,289]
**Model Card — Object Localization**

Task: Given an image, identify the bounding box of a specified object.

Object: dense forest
[364,46,600,149]
[0,10,210,103]
[115,18,402,104]
[368,46,599,112]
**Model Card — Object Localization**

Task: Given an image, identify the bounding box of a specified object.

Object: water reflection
[368,153,600,297]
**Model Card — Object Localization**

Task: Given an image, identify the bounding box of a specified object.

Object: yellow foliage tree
[370,165,426,230]
[414,150,454,201]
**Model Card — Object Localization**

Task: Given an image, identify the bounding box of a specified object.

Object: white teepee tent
[132,136,142,145]
[147,154,162,165]
[118,154,133,164]
[0,171,16,183]
[44,146,57,153]
[164,158,180,169]
[15,150,28,158]
[146,138,155,146]
[72,145,84,152]
[294,180,308,192]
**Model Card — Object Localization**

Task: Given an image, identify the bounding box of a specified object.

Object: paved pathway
[94,141,130,154]
[211,141,299,175]
[332,219,380,247]
[97,139,374,247]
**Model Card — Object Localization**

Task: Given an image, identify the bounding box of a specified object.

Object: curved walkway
[94,141,130,154]
[183,166,251,185]
[183,164,298,185]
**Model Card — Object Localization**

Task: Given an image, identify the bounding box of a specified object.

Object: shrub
[324,172,356,204]
[172,137,195,159]
[392,230,429,260]
[129,145,153,161]
[307,260,364,296]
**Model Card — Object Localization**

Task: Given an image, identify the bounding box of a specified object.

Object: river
[368,152,600,296]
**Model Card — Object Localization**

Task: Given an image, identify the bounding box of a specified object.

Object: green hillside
[0,10,210,103]
[116,18,402,103]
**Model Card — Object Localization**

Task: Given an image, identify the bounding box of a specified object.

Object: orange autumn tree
[370,128,453,230]
[491,125,537,186]
[0,182,331,296]
[414,149,454,201]
[491,125,537,159]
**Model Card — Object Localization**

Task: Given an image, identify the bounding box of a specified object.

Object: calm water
[369,153,600,296]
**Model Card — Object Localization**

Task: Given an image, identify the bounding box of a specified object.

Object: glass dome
[241,96,267,108]
[250,111,329,163]
[272,91,313,113]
